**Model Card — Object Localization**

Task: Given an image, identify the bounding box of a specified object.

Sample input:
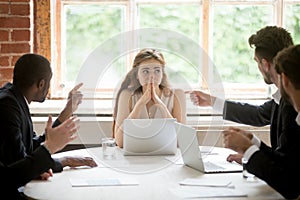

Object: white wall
[33,116,270,147]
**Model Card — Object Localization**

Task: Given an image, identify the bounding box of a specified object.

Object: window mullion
[201,0,210,90]
[275,0,284,26]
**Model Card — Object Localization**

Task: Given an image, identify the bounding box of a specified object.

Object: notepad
[170,188,247,198]
[179,178,233,188]
[69,178,139,187]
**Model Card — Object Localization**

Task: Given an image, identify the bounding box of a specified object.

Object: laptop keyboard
[204,161,225,171]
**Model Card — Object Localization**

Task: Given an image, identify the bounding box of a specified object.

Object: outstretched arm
[57,83,84,124]
[186,90,216,107]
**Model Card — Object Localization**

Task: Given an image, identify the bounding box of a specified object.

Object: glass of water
[101,137,116,158]
[242,158,255,179]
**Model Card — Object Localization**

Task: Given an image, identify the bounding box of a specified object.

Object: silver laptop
[175,122,242,173]
[122,118,177,156]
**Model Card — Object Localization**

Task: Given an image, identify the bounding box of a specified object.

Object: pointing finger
[72,82,83,91]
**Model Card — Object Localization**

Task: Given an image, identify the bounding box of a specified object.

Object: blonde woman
[113,48,186,147]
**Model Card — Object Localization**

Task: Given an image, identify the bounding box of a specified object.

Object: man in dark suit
[1,115,79,199]
[223,44,300,199]
[0,54,97,180]
[188,26,300,163]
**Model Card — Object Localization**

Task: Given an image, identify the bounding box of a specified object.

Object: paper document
[179,178,233,188]
[69,178,139,187]
[170,188,247,198]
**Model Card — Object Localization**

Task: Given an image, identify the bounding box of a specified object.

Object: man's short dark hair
[275,44,300,89]
[248,26,294,63]
[13,54,52,90]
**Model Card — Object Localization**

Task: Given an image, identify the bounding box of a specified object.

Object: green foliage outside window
[65,5,124,82]
[285,4,300,44]
[213,5,273,84]
[139,4,201,86]
[64,2,300,89]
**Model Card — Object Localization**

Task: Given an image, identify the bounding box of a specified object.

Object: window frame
[48,0,298,104]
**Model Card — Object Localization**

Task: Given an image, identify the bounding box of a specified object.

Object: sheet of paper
[170,188,247,198]
[69,178,139,187]
[179,178,233,188]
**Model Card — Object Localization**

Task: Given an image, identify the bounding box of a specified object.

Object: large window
[212,3,273,98]
[138,4,201,89]
[51,0,300,104]
[284,2,300,43]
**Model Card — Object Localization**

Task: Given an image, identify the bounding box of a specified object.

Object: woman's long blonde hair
[112,48,171,137]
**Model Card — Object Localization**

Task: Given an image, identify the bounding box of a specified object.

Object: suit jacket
[246,149,300,199]
[224,98,300,199]
[224,99,280,148]
[0,145,55,199]
[0,83,63,172]
[224,99,277,127]
[223,98,300,154]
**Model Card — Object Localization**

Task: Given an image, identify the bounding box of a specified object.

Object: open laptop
[175,122,242,173]
[122,118,177,156]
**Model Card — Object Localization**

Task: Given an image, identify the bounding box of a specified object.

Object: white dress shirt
[296,113,300,126]
[272,89,281,105]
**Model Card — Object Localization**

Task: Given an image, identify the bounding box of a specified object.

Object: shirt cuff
[243,145,259,161]
[251,134,261,147]
[41,142,52,155]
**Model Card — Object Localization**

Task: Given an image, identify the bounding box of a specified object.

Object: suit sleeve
[276,99,300,153]
[52,118,62,128]
[246,151,300,199]
[246,99,300,199]
[2,145,55,188]
[223,100,274,126]
[0,97,63,173]
[0,97,28,164]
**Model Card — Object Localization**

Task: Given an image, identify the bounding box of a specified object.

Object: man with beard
[188,26,300,164]
[223,44,300,199]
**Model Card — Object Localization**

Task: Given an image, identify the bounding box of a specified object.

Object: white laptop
[175,122,242,173]
[122,118,177,156]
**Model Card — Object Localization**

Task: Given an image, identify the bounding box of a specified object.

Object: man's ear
[281,73,290,89]
[261,58,271,72]
[37,79,46,89]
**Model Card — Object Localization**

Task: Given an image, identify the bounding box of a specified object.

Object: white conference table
[24,146,284,200]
